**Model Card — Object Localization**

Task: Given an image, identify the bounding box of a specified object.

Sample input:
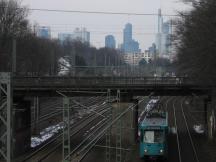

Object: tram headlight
[144,149,148,153]
[160,149,163,153]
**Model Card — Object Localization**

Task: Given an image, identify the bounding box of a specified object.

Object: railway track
[38,114,108,162]
[180,97,216,162]
[45,100,134,162]
[172,97,200,162]
[20,98,111,162]
[67,118,108,162]
[31,96,107,126]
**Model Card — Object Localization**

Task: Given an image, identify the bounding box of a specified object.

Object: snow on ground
[145,98,159,112]
[193,124,205,134]
[170,127,177,134]
[138,98,159,123]
[58,57,70,76]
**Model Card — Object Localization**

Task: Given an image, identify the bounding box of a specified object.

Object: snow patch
[58,57,70,76]
[193,124,205,134]
[31,123,64,148]
[145,99,159,112]
[170,127,177,134]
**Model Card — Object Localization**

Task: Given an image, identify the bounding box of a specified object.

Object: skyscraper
[156,9,172,59]
[156,9,163,57]
[58,33,73,42]
[58,28,90,44]
[36,26,51,39]
[105,35,116,49]
[161,22,172,58]
[124,23,132,43]
[122,23,140,53]
[73,28,90,44]
[149,43,157,58]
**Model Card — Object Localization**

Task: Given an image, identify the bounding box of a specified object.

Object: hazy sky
[22,0,192,51]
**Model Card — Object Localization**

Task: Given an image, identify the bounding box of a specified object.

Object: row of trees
[175,0,216,84]
[0,0,125,76]
[0,0,173,77]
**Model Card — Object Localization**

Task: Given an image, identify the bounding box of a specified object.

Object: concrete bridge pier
[13,98,31,157]
[204,98,210,138]
[202,94,216,140]
[205,95,216,140]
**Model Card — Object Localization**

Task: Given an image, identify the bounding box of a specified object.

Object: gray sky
[22,0,191,51]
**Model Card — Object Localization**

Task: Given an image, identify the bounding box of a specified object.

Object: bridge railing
[13,76,194,87]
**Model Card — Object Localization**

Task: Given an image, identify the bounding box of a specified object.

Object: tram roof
[140,112,168,128]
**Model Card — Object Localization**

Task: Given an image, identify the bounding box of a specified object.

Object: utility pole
[94,52,97,76]
[155,9,163,76]
[104,53,107,76]
[62,97,71,162]
[70,45,76,76]
[12,39,16,75]
[170,19,173,62]
[116,90,122,162]
[158,9,162,58]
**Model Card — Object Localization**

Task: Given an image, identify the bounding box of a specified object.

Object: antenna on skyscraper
[157,9,162,58]
[158,9,162,34]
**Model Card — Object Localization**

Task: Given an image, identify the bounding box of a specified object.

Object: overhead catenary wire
[0,6,180,17]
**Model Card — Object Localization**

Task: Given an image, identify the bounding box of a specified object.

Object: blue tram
[139,111,168,161]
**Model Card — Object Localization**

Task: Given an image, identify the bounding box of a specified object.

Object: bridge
[12,75,212,96]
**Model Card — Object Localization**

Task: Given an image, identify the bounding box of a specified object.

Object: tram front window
[143,130,164,143]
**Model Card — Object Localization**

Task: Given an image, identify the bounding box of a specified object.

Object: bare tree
[0,0,29,39]
[175,0,216,84]
[0,0,29,71]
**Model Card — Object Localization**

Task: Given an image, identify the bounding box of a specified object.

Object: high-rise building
[36,26,51,39]
[58,33,73,42]
[124,23,132,43]
[73,28,90,44]
[122,23,141,53]
[156,9,172,59]
[161,22,172,58]
[148,43,157,58]
[58,28,90,44]
[105,35,116,49]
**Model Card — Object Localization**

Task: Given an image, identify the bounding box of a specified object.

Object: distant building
[58,33,73,42]
[124,23,132,44]
[156,21,172,58]
[123,51,151,65]
[148,43,157,59]
[73,28,90,44]
[105,35,116,49]
[58,28,90,44]
[155,9,172,59]
[161,22,172,59]
[121,23,141,53]
[36,26,51,39]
